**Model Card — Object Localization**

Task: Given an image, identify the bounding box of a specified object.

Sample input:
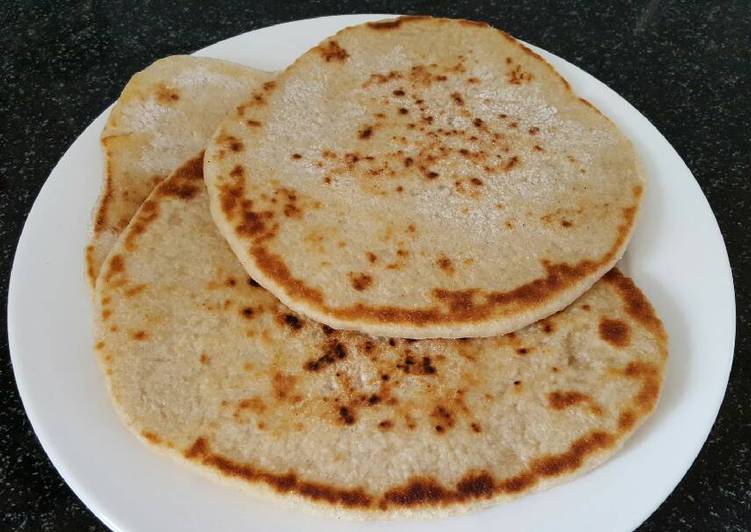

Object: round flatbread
[204,16,645,339]
[87,55,273,285]
[95,156,666,517]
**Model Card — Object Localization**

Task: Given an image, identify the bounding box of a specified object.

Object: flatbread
[86,55,273,285]
[95,156,666,517]
[204,16,645,339]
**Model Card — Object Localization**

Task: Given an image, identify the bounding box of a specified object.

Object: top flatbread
[86,55,272,285]
[205,16,644,338]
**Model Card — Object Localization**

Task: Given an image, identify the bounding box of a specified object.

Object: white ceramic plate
[8,14,735,532]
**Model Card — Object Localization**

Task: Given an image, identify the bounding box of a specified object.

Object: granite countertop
[1,1,748,530]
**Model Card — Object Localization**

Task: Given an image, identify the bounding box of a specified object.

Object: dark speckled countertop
[1,1,749,530]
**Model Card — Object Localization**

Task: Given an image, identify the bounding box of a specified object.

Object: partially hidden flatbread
[87,55,273,285]
[95,156,666,517]
[204,16,644,339]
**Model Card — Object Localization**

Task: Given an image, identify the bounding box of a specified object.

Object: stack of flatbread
[90,17,667,518]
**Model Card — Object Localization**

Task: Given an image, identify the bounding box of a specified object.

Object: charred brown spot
[430,405,455,434]
[422,356,437,374]
[378,420,394,430]
[318,40,349,62]
[272,372,297,401]
[501,155,519,171]
[561,219,573,228]
[603,270,666,342]
[358,126,373,140]
[338,406,356,425]
[599,318,631,347]
[240,307,255,319]
[104,254,125,282]
[398,107,409,115]
[507,62,534,85]
[236,210,271,237]
[235,396,266,415]
[382,477,450,506]
[155,84,180,104]
[451,92,464,105]
[366,252,378,263]
[279,313,303,331]
[515,347,530,355]
[619,410,636,430]
[433,288,476,313]
[392,89,405,96]
[304,341,348,371]
[142,431,162,444]
[349,272,373,291]
[246,120,262,127]
[218,134,244,152]
[124,284,146,297]
[548,390,591,410]
[470,422,482,433]
[199,353,210,365]
[291,153,302,159]
[436,255,455,275]
[132,330,148,341]
[403,157,414,167]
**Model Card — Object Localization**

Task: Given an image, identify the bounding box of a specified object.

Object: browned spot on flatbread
[318,40,349,62]
[304,340,348,372]
[104,254,125,282]
[199,353,210,365]
[338,406,356,425]
[235,396,266,416]
[124,284,147,297]
[349,272,373,291]
[618,410,636,430]
[603,269,666,344]
[277,313,303,331]
[547,390,603,415]
[155,84,180,104]
[436,255,455,275]
[272,372,298,402]
[157,154,203,199]
[366,16,430,31]
[599,318,631,347]
[217,134,244,152]
[142,431,162,444]
[85,245,96,285]
[430,405,455,434]
[131,330,148,341]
